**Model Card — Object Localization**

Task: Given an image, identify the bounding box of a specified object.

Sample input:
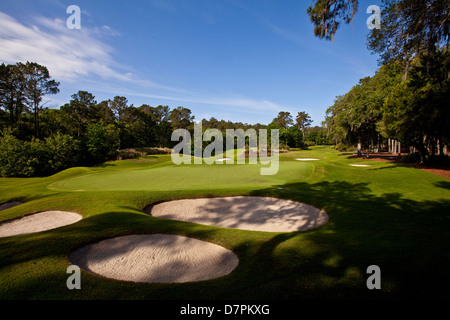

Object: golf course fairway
[0,146,449,300]
[48,158,316,192]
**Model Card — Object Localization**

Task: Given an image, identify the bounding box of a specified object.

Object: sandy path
[0,211,82,238]
[148,196,328,232]
[70,234,239,283]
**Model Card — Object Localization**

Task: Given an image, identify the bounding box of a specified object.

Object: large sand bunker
[0,211,82,238]
[70,234,239,283]
[148,196,328,232]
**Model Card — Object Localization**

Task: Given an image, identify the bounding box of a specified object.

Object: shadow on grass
[246,180,450,299]
[1,180,449,300]
[435,181,450,190]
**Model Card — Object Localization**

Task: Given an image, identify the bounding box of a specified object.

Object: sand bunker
[349,164,371,167]
[0,211,82,238]
[296,158,320,161]
[148,196,328,232]
[70,234,239,283]
[0,201,24,212]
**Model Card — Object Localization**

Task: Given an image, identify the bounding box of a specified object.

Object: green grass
[47,159,315,192]
[0,146,449,300]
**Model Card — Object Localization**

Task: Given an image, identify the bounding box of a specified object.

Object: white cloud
[0,12,149,85]
[0,11,285,122]
[113,87,282,110]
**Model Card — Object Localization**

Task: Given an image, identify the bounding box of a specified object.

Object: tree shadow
[244,180,450,299]
[140,180,450,299]
[435,181,450,190]
[1,180,449,300]
[147,196,328,233]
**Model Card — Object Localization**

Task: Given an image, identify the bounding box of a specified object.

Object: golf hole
[70,234,239,283]
[147,196,328,233]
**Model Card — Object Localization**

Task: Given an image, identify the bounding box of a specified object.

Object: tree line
[0,61,329,177]
[325,49,449,160]
[310,0,449,163]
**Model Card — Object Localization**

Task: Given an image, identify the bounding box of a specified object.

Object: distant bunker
[147,196,328,233]
[0,210,82,238]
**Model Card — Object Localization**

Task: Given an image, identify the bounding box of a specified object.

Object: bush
[116,148,146,160]
[402,152,421,163]
[0,134,35,177]
[0,133,80,177]
[85,122,120,164]
[44,133,80,173]
[426,154,450,166]
[335,143,356,152]
[119,147,173,157]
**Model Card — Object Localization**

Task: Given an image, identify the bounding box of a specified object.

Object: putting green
[48,160,315,192]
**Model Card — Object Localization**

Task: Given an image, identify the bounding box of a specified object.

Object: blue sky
[0,0,381,126]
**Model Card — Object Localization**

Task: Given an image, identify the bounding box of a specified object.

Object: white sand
[349,164,371,167]
[70,234,239,283]
[149,196,328,233]
[296,158,320,161]
[0,211,82,238]
[69,197,327,284]
[0,201,24,212]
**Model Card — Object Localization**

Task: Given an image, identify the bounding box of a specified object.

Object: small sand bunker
[70,234,239,283]
[296,158,320,161]
[148,196,328,232]
[349,164,371,167]
[0,201,24,212]
[0,211,82,238]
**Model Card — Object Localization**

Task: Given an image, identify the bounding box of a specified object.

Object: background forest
[0,61,329,177]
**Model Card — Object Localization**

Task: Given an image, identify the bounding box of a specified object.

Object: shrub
[116,148,146,160]
[335,143,356,152]
[402,152,421,163]
[0,133,81,177]
[44,133,80,173]
[426,154,450,166]
[0,134,35,177]
[85,122,120,164]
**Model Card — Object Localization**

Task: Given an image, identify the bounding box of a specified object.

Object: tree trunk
[34,103,39,138]
[438,139,444,156]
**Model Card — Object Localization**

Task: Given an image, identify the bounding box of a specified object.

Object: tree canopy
[325,48,449,160]
[1,61,331,177]
[308,0,449,70]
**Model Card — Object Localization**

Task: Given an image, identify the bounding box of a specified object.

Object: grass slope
[0,146,449,300]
